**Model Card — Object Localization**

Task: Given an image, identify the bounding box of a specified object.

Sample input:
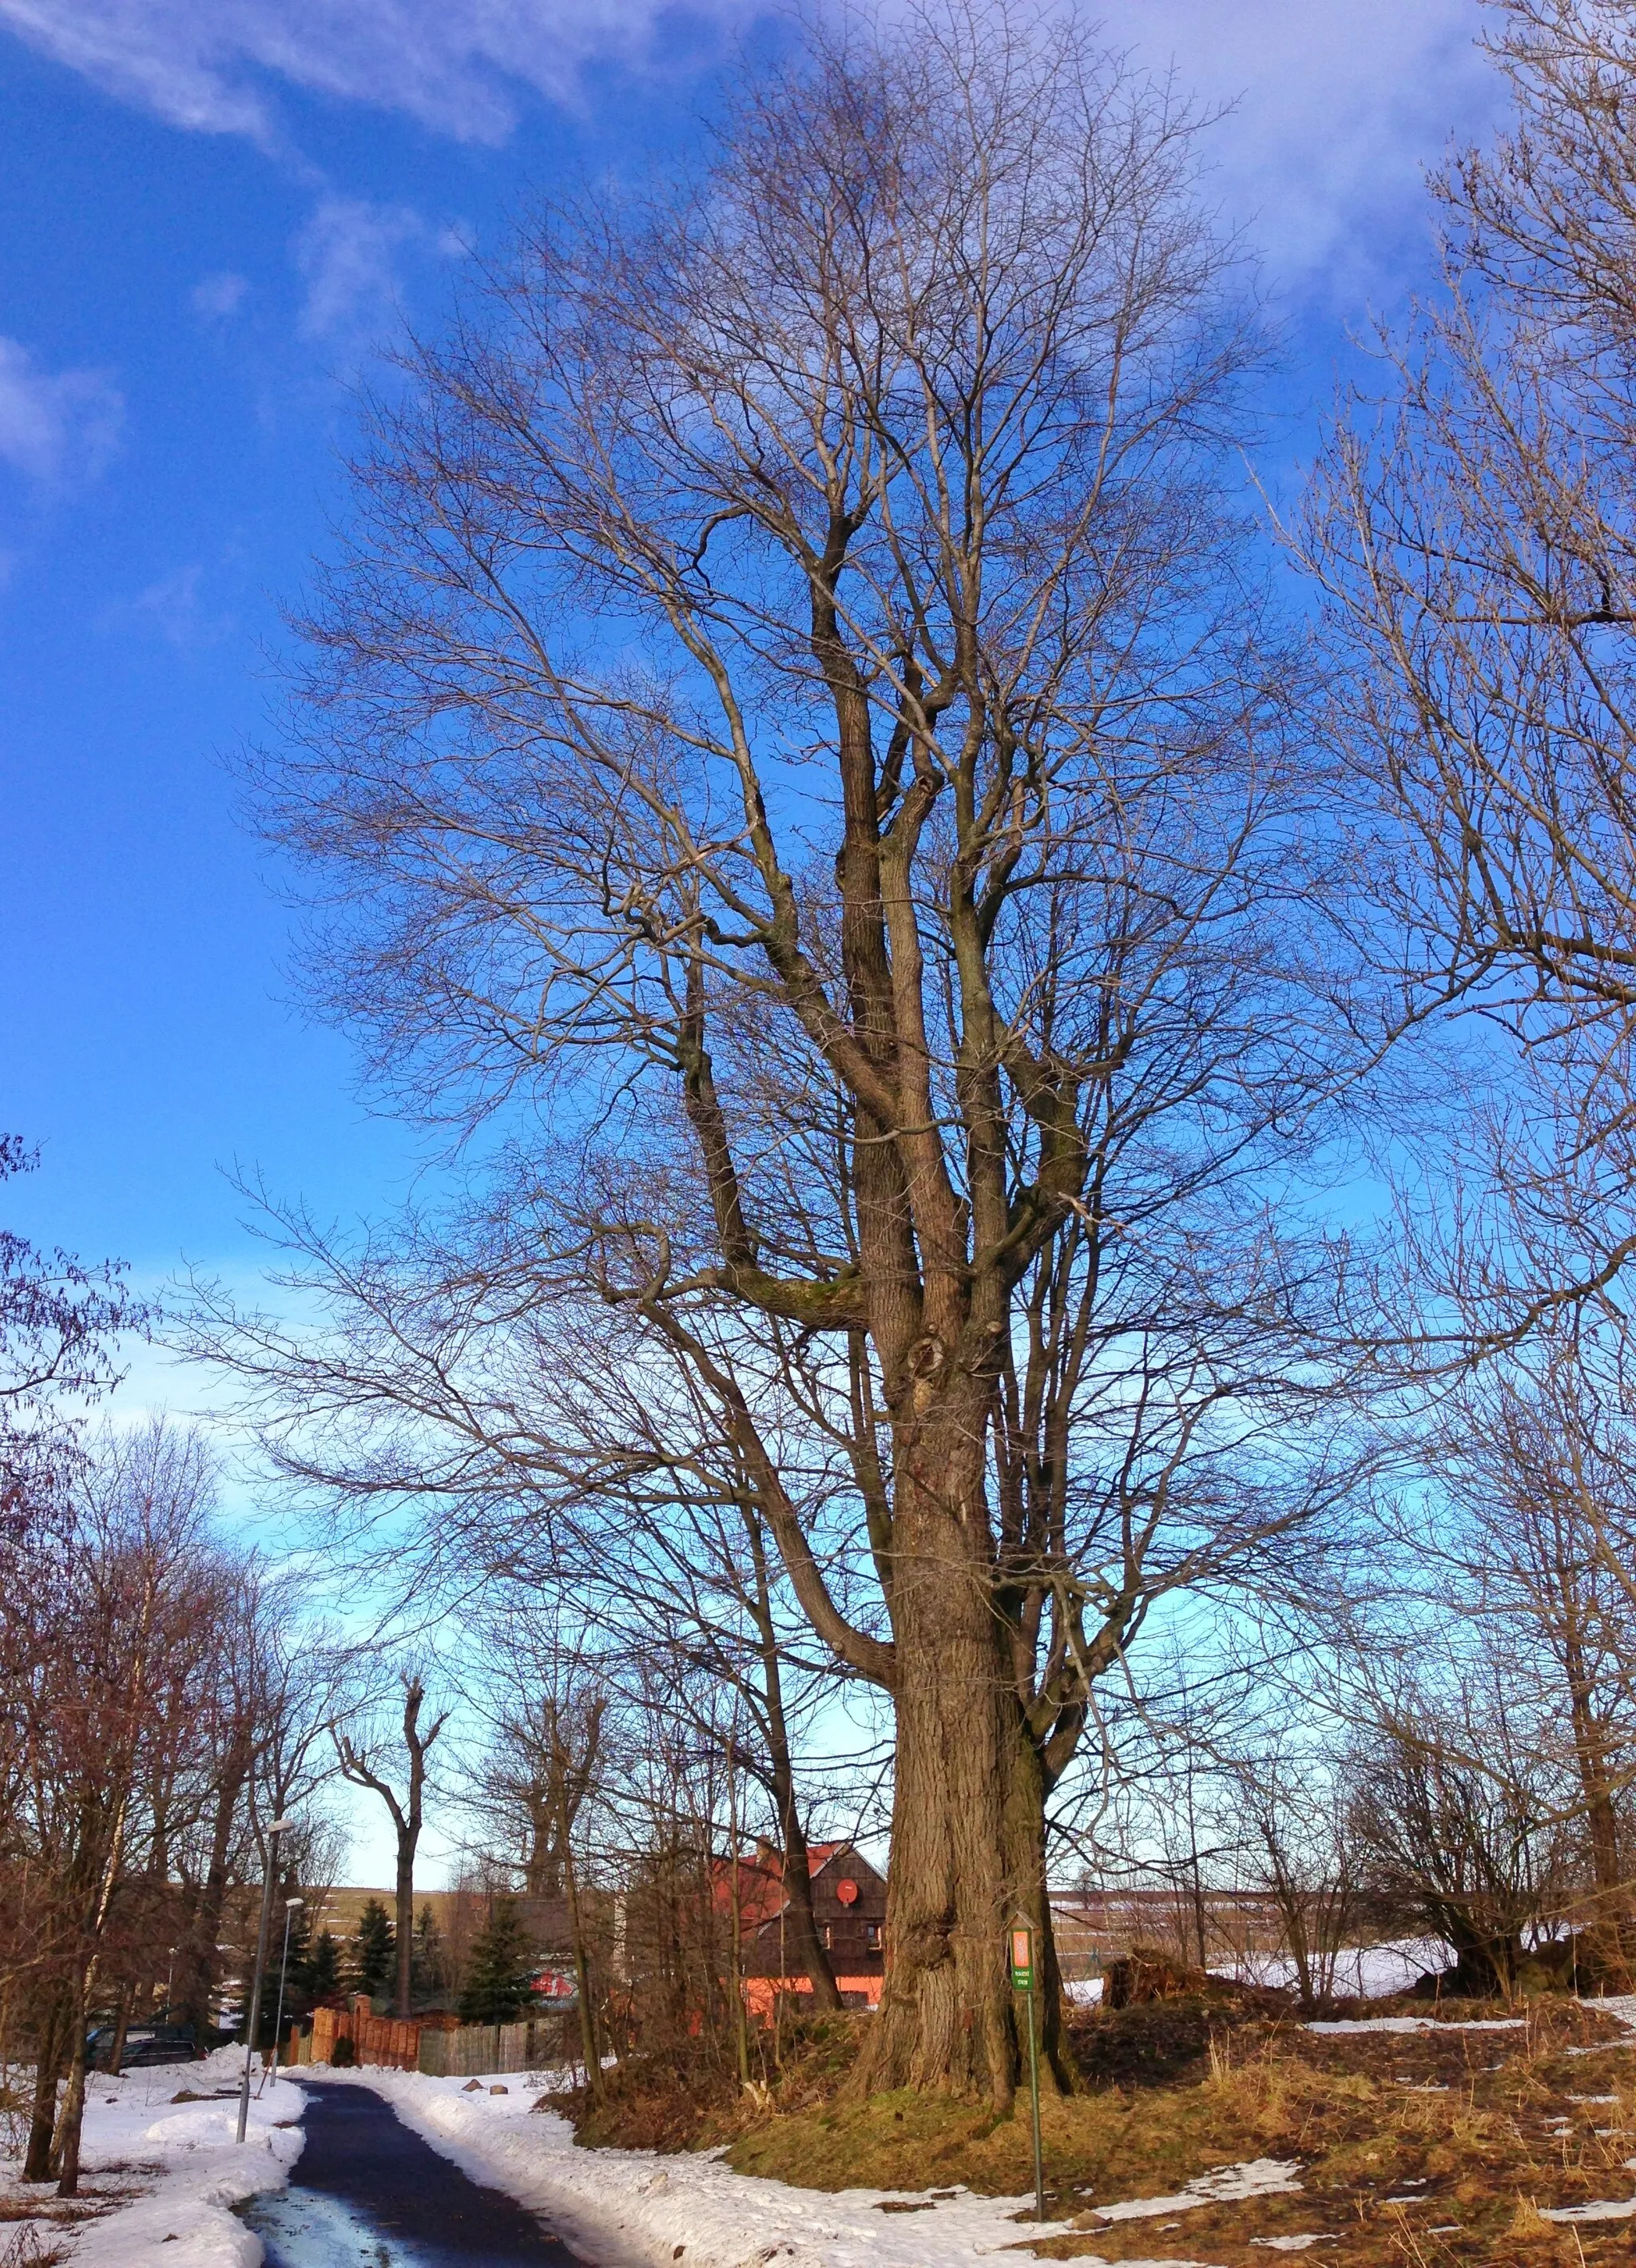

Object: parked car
[85,2021,200,2069]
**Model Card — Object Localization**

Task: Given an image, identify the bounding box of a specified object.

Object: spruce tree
[308,1929,343,2002]
[411,1904,446,2004]
[457,1899,538,2024]
[349,1898,396,2000]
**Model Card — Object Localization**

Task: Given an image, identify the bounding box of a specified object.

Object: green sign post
[1009,1921,1046,2222]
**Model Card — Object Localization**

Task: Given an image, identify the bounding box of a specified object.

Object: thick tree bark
[855,1411,1066,2103]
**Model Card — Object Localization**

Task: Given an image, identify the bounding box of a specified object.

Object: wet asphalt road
[244,2079,586,2267]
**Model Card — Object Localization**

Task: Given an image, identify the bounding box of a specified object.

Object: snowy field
[0,2046,304,2266]
[1221,1937,1453,1998]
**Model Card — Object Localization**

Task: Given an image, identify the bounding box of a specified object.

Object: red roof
[711,1842,851,1926]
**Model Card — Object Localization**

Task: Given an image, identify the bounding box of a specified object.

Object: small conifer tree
[411,1903,446,2004]
[308,1929,343,2002]
[457,1899,538,2024]
[349,1898,396,2000]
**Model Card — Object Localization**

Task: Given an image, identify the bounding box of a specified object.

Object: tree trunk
[749,1518,841,2011]
[855,1414,1065,2103]
[52,1967,92,2196]
[395,1830,415,2020]
[106,1979,135,2077]
[22,1994,66,2183]
[179,1744,248,2039]
[776,1802,841,2011]
[1563,1631,1630,1984]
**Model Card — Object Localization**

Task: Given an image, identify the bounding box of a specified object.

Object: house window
[865,1924,882,1951]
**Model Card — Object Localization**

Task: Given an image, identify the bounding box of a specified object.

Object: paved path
[244,2078,586,2267]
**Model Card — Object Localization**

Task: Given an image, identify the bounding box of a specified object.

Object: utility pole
[236,1818,295,2145]
[260,1897,304,2094]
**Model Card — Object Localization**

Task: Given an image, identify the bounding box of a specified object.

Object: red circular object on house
[836,1878,860,1905]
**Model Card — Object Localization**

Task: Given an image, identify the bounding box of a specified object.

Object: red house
[717,1840,887,2015]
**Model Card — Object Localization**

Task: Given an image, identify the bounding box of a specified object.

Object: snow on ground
[0,2046,303,2268]
[1222,1940,1451,1999]
[1302,2016,1525,2036]
[338,2065,1300,2268]
[1085,2158,1300,2223]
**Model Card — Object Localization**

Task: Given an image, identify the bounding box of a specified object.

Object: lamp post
[259,1898,305,2097]
[1009,1920,1046,2222]
[236,1818,296,2144]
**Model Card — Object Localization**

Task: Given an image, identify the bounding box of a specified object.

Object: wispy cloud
[0,0,1495,293]
[193,270,250,320]
[0,336,123,483]
[109,561,235,649]
[293,196,458,346]
[0,0,751,146]
[1139,0,1494,291]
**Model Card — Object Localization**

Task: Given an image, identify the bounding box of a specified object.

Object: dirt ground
[564,1992,1636,2266]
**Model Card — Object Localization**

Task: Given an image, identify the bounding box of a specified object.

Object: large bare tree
[1304,0,1636,1342]
[336,1671,450,2016]
[236,4,1368,2098]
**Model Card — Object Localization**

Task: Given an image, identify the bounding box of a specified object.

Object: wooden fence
[286,1997,575,2078]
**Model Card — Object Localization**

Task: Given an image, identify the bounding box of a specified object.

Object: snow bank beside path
[347,2066,1281,2268]
[1,2047,304,2268]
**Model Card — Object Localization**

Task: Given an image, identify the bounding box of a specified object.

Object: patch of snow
[1063,1977,1104,2005]
[1304,2016,1523,2036]
[1223,1940,1451,1999]
[1540,2197,1636,2223]
[1250,2240,1335,2254]
[0,2045,303,2267]
[1089,2159,1302,2223]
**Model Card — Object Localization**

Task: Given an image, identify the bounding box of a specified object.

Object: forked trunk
[854,1407,1067,2103]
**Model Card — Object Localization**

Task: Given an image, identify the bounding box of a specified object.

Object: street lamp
[236,1818,296,2145]
[259,1898,305,2097]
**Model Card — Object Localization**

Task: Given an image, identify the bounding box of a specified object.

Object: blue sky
[0,0,1500,1879]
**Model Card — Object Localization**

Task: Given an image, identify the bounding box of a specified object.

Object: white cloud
[293,196,430,343]
[192,269,249,319]
[0,0,749,146]
[0,335,123,482]
[122,561,236,648]
[0,2,1497,292]
[1134,0,1495,291]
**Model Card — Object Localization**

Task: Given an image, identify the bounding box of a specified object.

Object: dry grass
[558,1996,1636,2265]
